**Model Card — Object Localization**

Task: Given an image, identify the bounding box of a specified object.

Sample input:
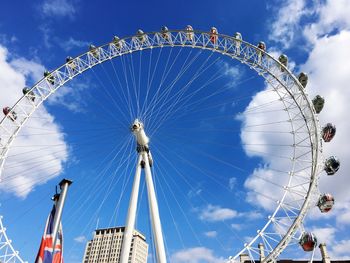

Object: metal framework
[0,216,26,263]
[0,29,323,262]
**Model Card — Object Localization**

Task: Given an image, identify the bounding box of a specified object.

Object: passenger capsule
[210,27,218,44]
[312,95,325,114]
[299,232,317,252]
[278,54,288,71]
[66,56,73,63]
[22,87,35,102]
[233,32,242,40]
[233,32,242,55]
[298,72,308,88]
[136,29,146,42]
[317,193,335,213]
[257,41,266,51]
[3,107,17,121]
[112,36,124,49]
[89,45,99,58]
[44,70,55,85]
[185,25,194,41]
[257,41,266,61]
[322,123,336,142]
[161,26,170,40]
[324,156,340,175]
[66,56,76,71]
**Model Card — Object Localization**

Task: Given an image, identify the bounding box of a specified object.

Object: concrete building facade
[82,226,148,263]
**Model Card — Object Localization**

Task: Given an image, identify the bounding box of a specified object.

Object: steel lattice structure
[0,29,323,262]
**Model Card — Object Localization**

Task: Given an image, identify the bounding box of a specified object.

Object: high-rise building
[82,226,148,263]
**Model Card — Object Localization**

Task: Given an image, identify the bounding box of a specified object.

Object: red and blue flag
[35,204,63,263]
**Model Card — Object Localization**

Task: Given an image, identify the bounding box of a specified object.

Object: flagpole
[52,179,72,257]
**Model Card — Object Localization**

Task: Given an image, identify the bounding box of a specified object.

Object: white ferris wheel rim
[0,29,323,262]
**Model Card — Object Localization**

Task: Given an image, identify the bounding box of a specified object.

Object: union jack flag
[35,204,64,263]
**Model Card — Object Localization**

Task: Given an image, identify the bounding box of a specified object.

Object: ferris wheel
[0,27,339,263]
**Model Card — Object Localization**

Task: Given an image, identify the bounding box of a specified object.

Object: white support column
[120,154,143,263]
[143,152,167,263]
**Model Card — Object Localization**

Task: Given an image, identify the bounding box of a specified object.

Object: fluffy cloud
[170,247,225,263]
[74,235,87,243]
[241,0,350,258]
[41,0,76,18]
[199,205,238,222]
[204,231,217,238]
[0,44,68,197]
[58,37,90,52]
[47,81,90,112]
[268,0,311,48]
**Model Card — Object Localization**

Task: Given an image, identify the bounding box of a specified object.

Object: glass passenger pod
[185,25,194,41]
[44,70,55,85]
[89,44,100,59]
[324,156,340,175]
[210,27,218,45]
[322,123,336,142]
[317,193,335,213]
[299,232,317,252]
[3,107,17,121]
[66,56,77,72]
[161,26,171,41]
[136,29,146,43]
[112,36,122,49]
[257,41,266,55]
[22,87,35,102]
[298,72,308,88]
[233,32,242,40]
[312,95,325,114]
[278,54,288,72]
[233,32,242,55]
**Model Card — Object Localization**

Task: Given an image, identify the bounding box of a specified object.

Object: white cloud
[231,223,242,231]
[47,82,90,113]
[311,226,336,245]
[41,0,76,18]
[269,0,311,48]
[0,45,68,197]
[245,0,350,255]
[10,57,45,84]
[170,247,225,263]
[188,188,202,198]
[330,239,350,258]
[204,231,217,238]
[59,37,90,52]
[303,0,350,43]
[199,205,238,222]
[74,235,87,243]
[0,34,18,45]
[300,31,350,222]
[228,177,237,191]
[217,61,241,89]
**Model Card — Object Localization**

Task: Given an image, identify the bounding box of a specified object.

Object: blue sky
[1,0,350,262]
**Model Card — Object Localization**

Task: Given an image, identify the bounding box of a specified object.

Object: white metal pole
[120,154,143,263]
[52,179,72,258]
[143,152,167,263]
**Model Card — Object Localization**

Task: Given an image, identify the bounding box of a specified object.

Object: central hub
[131,119,153,167]
[131,119,149,147]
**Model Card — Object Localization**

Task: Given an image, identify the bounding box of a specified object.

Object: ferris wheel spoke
[148,55,221,134]
[143,48,201,125]
[154,161,203,246]
[65,135,134,214]
[149,58,226,134]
